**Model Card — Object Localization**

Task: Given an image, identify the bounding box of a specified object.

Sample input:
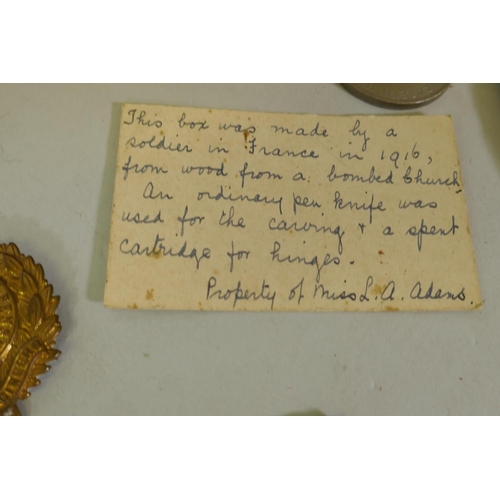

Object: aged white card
[104,104,481,311]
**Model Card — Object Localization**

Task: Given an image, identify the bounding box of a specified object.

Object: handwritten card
[104,104,482,311]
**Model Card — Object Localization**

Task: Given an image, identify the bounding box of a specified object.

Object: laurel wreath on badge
[0,243,61,416]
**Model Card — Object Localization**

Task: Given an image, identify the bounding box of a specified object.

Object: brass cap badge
[0,243,61,416]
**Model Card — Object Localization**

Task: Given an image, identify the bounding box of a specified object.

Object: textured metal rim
[342,83,451,108]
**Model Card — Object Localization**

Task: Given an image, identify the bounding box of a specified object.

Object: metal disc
[342,84,450,108]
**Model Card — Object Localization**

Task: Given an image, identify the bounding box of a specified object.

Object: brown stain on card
[146,289,154,300]
[243,130,249,142]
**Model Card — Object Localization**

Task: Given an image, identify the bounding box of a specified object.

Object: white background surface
[1,83,498,415]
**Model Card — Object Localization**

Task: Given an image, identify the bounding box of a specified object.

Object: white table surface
[1,83,498,416]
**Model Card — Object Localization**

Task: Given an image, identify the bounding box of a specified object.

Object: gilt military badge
[0,243,61,416]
